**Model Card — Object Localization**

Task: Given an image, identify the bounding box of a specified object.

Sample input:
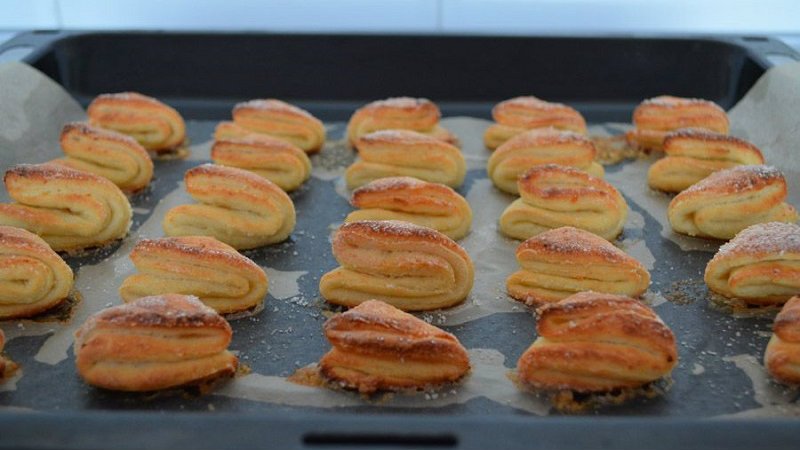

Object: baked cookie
[668,165,797,240]
[487,129,604,195]
[88,92,186,153]
[346,177,472,240]
[163,164,296,249]
[228,99,325,153]
[517,291,677,393]
[319,300,470,393]
[319,220,474,311]
[627,96,729,151]
[52,122,153,193]
[506,227,650,305]
[345,130,466,189]
[0,226,73,319]
[0,164,132,252]
[484,96,587,150]
[74,294,237,392]
[705,222,800,307]
[119,236,268,315]
[765,296,800,385]
[647,129,764,193]
[211,135,311,191]
[499,164,627,240]
[346,97,458,146]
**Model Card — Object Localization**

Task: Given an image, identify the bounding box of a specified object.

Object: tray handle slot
[303,432,457,448]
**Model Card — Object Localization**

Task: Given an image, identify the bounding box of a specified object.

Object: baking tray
[0,31,799,450]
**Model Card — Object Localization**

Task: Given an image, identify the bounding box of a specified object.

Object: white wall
[1,0,798,35]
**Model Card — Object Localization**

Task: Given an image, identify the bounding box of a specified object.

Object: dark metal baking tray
[0,31,799,450]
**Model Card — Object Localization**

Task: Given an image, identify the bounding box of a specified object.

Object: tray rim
[1,410,799,450]
[1,29,799,450]
[3,30,798,88]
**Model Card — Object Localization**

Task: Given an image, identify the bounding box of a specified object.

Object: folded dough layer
[88,92,186,153]
[668,165,797,240]
[705,222,800,306]
[0,226,73,319]
[346,97,458,147]
[627,96,729,151]
[163,164,296,250]
[119,236,268,315]
[517,292,677,393]
[487,129,604,195]
[648,129,764,193]
[507,227,649,305]
[230,99,325,153]
[320,300,470,393]
[345,130,466,189]
[320,220,474,311]
[346,177,472,240]
[51,122,154,193]
[499,164,627,240]
[74,294,237,392]
[484,96,587,150]
[765,296,800,384]
[0,164,132,251]
[211,135,311,191]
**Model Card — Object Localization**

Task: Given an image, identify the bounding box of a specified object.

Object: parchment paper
[729,61,800,175]
[0,60,798,417]
[0,62,85,169]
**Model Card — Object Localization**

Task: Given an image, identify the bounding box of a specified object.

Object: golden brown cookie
[88,92,186,153]
[211,135,311,191]
[487,129,604,194]
[484,96,587,149]
[346,97,458,146]
[230,99,325,153]
[668,165,797,240]
[163,164,296,249]
[507,227,650,305]
[765,296,800,385]
[499,164,627,240]
[74,294,238,392]
[0,226,73,319]
[346,177,472,240]
[647,129,764,193]
[627,96,729,151]
[0,163,132,251]
[705,222,800,307]
[119,236,268,315]
[52,122,153,193]
[319,300,470,393]
[319,220,474,311]
[517,291,677,393]
[345,130,466,189]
